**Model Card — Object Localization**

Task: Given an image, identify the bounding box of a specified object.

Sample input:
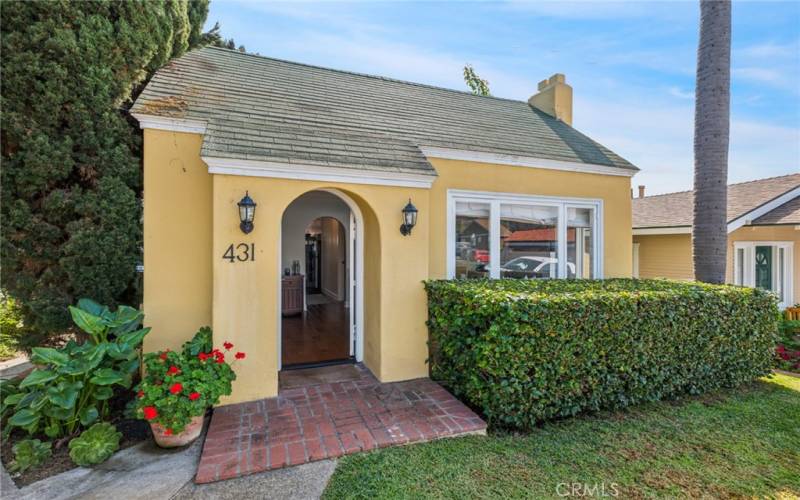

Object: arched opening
[279,190,365,369]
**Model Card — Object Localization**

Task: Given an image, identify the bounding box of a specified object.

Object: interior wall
[281,191,349,287]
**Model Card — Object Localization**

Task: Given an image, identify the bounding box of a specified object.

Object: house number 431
[222,243,255,262]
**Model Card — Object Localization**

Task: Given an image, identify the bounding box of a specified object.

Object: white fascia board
[728,187,800,233]
[202,156,436,189]
[632,226,692,235]
[131,113,207,134]
[419,146,638,178]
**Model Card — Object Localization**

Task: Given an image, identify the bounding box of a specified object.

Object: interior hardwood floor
[282,300,350,366]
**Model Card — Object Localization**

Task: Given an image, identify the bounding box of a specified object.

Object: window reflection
[500,204,559,279]
[455,202,490,278]
[567,207,594,279]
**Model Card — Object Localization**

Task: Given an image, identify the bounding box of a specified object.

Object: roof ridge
[200,46,530,106]
[638,172,799,200]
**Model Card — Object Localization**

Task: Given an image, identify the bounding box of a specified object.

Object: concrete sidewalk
[1,434,336,500]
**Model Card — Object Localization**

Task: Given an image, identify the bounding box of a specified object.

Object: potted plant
[134,327,245,447]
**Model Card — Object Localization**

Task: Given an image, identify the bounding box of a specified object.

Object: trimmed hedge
[425,279,778,429]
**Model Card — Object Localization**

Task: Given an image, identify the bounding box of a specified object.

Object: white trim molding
[729,187,800,232]
[446,189,604,280]
[131,113,207,134]
[420,146,638,178]
[733,240,794,309]
[203,156,436,189]
[632,226,692,236]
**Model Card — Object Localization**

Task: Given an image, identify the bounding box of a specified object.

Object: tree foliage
[463,64,491,96]
[1,1,211,334]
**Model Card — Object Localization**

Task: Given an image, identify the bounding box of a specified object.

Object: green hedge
[425,279,778,429]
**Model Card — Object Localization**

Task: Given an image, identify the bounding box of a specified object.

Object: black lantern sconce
[400,198,418,236]
[238,191,257,234]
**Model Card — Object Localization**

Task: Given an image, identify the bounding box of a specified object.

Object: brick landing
[195,364,486,483]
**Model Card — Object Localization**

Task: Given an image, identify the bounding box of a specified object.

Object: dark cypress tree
[1,1,211,338]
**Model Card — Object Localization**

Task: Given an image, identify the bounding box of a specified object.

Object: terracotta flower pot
[150,415,204,448]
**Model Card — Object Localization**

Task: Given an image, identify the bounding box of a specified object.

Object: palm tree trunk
[693,0,731,284]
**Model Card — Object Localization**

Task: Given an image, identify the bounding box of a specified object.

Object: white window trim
[733,241,794,309]
[446,189,604,279]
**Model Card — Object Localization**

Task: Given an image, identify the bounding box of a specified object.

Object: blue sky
[205,1,800,195]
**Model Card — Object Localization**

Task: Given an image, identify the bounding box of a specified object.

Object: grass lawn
[324,374,800,499]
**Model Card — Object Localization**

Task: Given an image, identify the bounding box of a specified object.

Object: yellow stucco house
[633,174,799,309]
[131,47,638,404]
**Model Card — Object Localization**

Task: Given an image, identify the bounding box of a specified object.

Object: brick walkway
[195,364,486,483]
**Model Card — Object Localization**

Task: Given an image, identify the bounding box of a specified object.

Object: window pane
[567,207,594,279]
[499,204,559,279]
[736,248,745,285]
[455,202,490,278]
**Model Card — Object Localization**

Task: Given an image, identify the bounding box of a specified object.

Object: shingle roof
[131,47,637,177]
[753,195,800,225]
[633,173,800,229]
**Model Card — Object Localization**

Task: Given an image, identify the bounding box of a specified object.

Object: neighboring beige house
[633,174,799,309]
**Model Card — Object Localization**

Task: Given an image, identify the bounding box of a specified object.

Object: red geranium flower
[223,341,233,350]
[169,382,183,395]
[165,428,173,436]
[188,392,200,401]
[137,390,144,398]
[143,406,157,420]
[235,352,246,360]
[198,352,208,361]
[159,351,168,361]
[167,365,180,375]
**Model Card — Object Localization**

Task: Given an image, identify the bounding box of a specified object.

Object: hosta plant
[2,299,150,438]
[8,439,52,473]
[135,327,244,434]
[68,422,122,466]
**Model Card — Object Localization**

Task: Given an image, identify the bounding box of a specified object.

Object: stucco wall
[142,129,635,404]
[632,233,694,280]
[427,158,633,279]
[142,130,212,355]
[211,175,431,404]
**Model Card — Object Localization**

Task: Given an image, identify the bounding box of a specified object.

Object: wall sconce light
[400,198,418,236]
[238,191,256,234]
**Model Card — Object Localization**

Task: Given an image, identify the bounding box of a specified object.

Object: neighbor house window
[448,190,602,280]
[733,241,794,309]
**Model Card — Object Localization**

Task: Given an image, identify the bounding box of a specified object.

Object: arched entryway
[279,189,365,369]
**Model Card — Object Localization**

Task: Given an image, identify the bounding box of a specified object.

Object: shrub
[135,327,244,434]
[3,300,149,438]
[8,439,51,473]
[68,422,122,466]
[425,279,778,429]
[0,1,211,337]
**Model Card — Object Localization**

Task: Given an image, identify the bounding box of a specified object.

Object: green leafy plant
[8,439,52,473]
[2,299,150,438]
[425,278,778,430]
[68,422,122,466]
[135,327,243,434]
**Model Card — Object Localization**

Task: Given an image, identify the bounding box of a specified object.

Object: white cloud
[668,86,694,99]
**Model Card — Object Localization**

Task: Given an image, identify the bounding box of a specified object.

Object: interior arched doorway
[278,189,364,369]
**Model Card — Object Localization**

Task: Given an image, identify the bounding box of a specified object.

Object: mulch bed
[1,388,151,488]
